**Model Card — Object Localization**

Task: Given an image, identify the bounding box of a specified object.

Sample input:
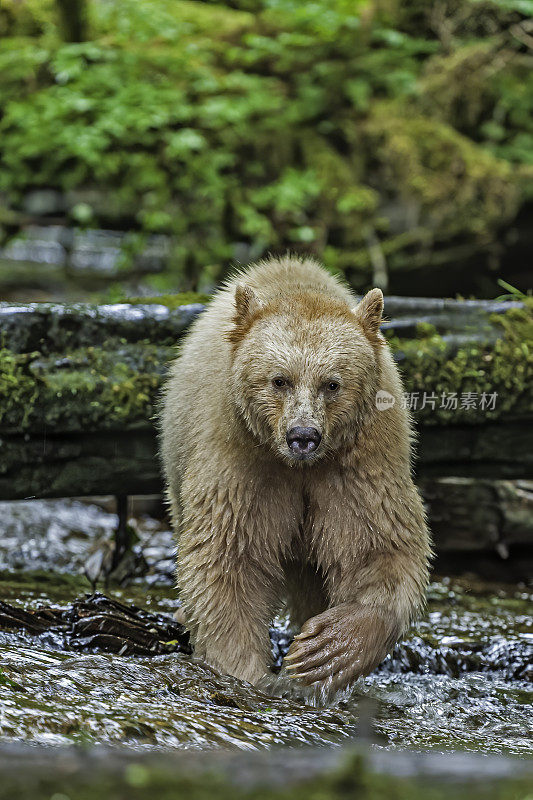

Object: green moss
[0,0,55,38]
[389,302,533,424]
[419,40,500,129]
[364,102,521,240]
[38,344,167,429]
[415,321,438,339]
[0,569,91,602]
[0,346,39,427]
[0,342,172,432]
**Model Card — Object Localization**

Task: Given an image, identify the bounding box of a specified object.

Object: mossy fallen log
[0,744,530,800]
[0,296,531,499]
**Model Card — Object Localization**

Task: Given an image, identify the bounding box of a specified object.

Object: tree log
[0,743,530,800]
[420,478,533,552]
[0,297,531,499]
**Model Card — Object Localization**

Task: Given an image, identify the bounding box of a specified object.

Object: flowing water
[0,499,531,755]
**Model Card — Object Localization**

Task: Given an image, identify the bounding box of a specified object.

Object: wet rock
[69,230,168,276]
[0,499,174,584]
[1,584,530,683]
[0,299,203,354]
[69,229,126,275]
[22,190,65,216]
[1,226,69,266]
[0,577,531,753]
[0,500,119,575]
[0,600,63,634]
[270,625,293,672]
[381,635,533,682]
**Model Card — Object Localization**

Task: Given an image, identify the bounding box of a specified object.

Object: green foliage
[495,278,529,301]
[0,0,531,290]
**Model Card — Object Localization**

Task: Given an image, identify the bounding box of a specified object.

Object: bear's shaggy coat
[161,256,431,694]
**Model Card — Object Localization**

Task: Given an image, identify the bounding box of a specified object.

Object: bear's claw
[284,603,397,690]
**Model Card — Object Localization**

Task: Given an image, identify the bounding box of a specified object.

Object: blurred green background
[0,0,532,302]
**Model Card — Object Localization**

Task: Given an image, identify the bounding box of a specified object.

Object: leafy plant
[0,0,531,292]
[495,278,529,301]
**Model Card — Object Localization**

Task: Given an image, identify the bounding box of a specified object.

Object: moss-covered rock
[364,102,521,240]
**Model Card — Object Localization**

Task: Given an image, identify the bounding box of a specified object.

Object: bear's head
[227,284,385,465]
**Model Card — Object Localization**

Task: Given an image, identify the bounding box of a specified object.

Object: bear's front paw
[284,603,399,692]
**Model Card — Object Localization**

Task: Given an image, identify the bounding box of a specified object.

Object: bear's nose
[286,426,322,456]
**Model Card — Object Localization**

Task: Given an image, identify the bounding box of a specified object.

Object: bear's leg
[180,554,282,683]
[177,492,285,685]
[285,547,427,693]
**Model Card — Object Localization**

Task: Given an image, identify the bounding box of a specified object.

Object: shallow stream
[0,499,531,755]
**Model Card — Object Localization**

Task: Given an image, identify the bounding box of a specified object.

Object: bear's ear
[352,288,384,339]
[227,284,263,345]
[234,284,261,324]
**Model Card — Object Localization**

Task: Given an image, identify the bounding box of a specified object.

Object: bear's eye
[272,377,288,389]
[327,381,340,392]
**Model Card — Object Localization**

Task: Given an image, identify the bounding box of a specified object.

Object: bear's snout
[286,426,322,458]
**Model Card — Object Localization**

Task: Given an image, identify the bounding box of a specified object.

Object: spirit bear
[160,256,431,694]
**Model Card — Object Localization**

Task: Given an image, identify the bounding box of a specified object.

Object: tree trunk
[56,0,88,42]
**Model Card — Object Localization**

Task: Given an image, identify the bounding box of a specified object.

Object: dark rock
[0,592,192,657]
[381,634,533,682]
[421,478,533,552]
